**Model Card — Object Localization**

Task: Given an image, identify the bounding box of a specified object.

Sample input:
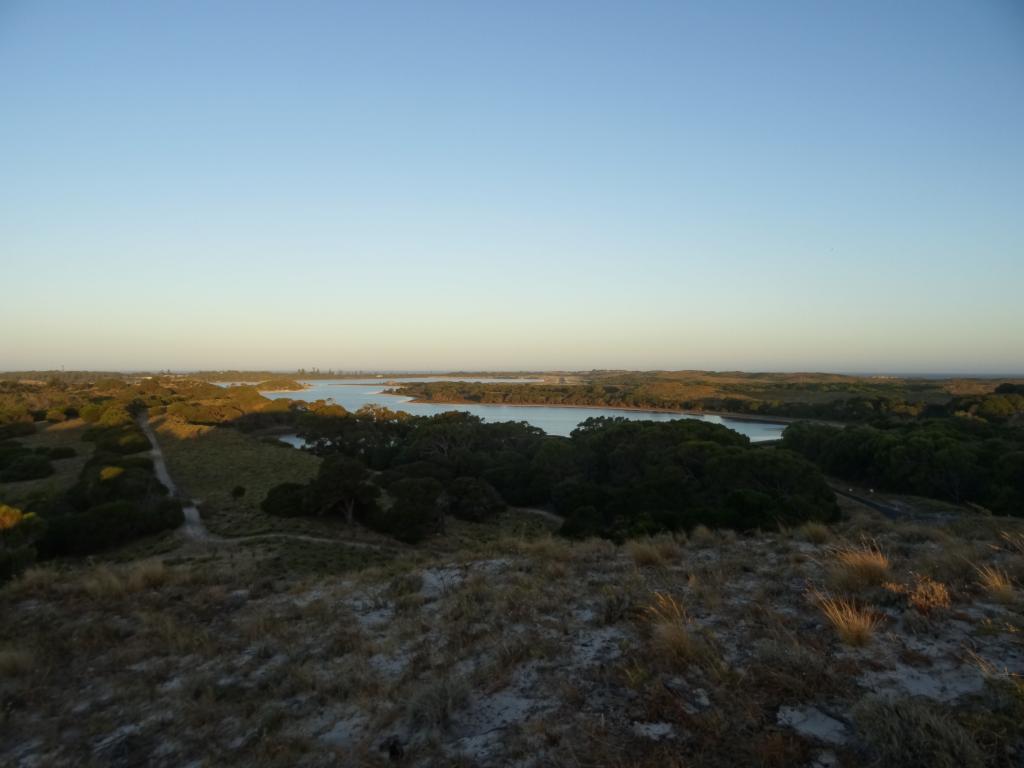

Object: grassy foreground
[1,496,1023,767]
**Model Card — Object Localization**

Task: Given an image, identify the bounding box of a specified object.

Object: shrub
[45,408,66,423]
[93,426,150,455]
[261,483,309,517]
[41,499,183,557]
[0,505,46,582]
[369,477,446,543]
[0,453,54,482]
[47,446,77,460]
[231,485,246,499]
[448,476,505,522]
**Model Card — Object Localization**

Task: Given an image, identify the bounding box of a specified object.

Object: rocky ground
[2,498,1023,767]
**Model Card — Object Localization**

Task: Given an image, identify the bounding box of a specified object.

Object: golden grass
[975,564,1014,602]
[883,574,951,615]
[828,539,890,591]
[908,574,951,615]
[810,589,881,646]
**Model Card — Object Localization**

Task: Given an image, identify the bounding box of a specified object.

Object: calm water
[238,378,786,442]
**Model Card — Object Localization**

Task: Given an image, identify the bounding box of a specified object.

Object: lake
[243,378,787,442]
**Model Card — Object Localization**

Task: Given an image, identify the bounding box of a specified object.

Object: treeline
[264,411,838,542]
[782,420,1024,516]
[389,379,1024,424]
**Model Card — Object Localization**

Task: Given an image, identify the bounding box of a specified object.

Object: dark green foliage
[231,485,246,499]
[448,476,505,521]
[782,419,1024,515]
[41,498,184,557]
[307,455,380,523]
[285,411,837,542]
[47,446,77,460]
[370,477,447,543]
[0,452,54,482]
[261,482,310,517]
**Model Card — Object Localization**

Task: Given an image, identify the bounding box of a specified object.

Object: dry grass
[852,695,984,768]
[810,589,881,646]
[999,531,1024,557]
[884,574,951,615]
[908,574,951,615]
[690,524,715,547]
[6,566,61,595]
[571,537,618,563]
[828,539,890,591]
[81,560,175,599]
[796,521,832,544]
[975,564,1014,603]
[645,592,703,665]
[626,536,680,567]
[517,534,571,561]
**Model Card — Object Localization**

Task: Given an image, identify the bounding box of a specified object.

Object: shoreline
[397,397,797,425]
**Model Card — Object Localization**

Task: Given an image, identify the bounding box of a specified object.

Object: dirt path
[138,415,209,540]
[138,415,384,550]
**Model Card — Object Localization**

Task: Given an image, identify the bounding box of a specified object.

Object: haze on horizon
[1,1,1022,375]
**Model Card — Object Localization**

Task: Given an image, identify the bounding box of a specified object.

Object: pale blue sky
[1,1,1022,373]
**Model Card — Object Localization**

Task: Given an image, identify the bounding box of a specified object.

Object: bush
[94,426,150,455]
[369,477,446,543]
[47,446,77,460]
[45,408,67,423]
[0,453,54,482]
[231,485,246,499]
[261,483,309,517]
[41,499,183,557]
[448,476,506,522]
[0,505,46,582]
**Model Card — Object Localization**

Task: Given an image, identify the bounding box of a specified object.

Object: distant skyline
[2,1,1022,374]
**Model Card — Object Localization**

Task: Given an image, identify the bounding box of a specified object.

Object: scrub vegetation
[1,370,1023,766]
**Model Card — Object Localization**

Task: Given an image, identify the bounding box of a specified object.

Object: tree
[261,482,309,517]
[309,455,380,524]
[448,476,505,521]
[376,477,447,543]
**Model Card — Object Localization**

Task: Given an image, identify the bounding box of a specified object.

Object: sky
[1,1,1022,374]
